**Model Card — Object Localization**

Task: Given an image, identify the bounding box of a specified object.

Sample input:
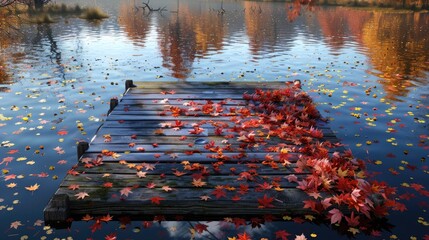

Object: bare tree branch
[141,0,166,12]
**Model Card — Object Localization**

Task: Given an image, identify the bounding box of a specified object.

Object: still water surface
[0,0,428,239]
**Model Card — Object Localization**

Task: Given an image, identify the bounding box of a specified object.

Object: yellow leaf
[25,183,40,192]
[337,168,348,177]
[0,114,12,121]
[348,227,359,235]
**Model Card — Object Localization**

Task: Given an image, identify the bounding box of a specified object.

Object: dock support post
[43,194,70,229]
[77,141,89,160]
[108,98,119,115]
[125,80,136,91]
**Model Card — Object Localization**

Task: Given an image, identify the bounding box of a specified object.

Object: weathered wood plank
[118,99,253,106]
[73,162,305,175]
[130,81,288,89]
[53,187,315,216]
[80,152,301,163]
[121,93,266,100]
[60,174,302,189]
[85,143,296,153]
[96,125,336,139]
[90,134,341,145]
[101,119,331,129]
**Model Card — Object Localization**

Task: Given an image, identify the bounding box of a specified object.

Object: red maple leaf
[392,201,407,212]
[302,199,319,212]
[258,194,274,208]
[239,184,249,195]
[231,195,241,202]
[328,208,343,224]
[232,218,247,229]
[410,183,424,191]
[7,149,18,154]
[90,220,102,233]
[211,188,227,199]
[344,211,360,227]
[142,221,152,228]
[0,157,13,166]
[194,223,208,233]
[237,232,251,240]
[150,196,165,205]
[57,129,68,135]
[275,230,291,240]
[104,233,117,240]
[237,171,254,181]
[257,182,273,190]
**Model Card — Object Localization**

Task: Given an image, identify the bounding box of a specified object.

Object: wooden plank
[90,133,339,144]
[118,99,253,106]
[130,81,288,89]
[80,152,301,163]
[101,119,331,128]
[59,174,302,189]
[53,187,315,216]
[86,143,296,153]
[127,88,281,94]
[72,162,305,175]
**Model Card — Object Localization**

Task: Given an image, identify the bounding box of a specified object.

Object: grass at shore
[22,3,109,23]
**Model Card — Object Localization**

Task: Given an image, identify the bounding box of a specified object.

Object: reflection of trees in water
[118,0,151,48]
[315,7,428,101]
[0,57,11,88]
[156,2,227,79]
[316,8,373,50]
[193,7,226,57]
[316,7,351,54]
[362,11,429,101]
[243,2,277,54]
[0,6,22,88]
[244,2,297,57]
[157,7,196,79]
[31,23,65,79]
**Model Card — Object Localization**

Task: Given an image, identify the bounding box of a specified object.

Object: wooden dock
[44,80,377,228]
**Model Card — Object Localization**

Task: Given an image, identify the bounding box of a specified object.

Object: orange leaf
[192,178,207,187]
[100,213,113,222]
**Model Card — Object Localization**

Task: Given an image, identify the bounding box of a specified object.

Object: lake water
[0,0,428,239]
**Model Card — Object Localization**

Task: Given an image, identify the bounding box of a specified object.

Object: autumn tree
[0,0,51,10]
